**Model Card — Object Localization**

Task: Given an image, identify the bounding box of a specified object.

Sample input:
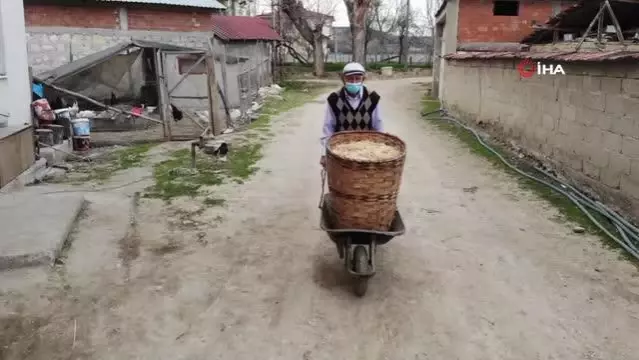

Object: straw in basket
[325,131,406,231]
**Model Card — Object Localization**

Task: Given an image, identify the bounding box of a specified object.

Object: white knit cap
[343,62,365,76]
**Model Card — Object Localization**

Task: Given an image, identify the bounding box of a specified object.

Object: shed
[210,16,281,103]
[34,39,247,137]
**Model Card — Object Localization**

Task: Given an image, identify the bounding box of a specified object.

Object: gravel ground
[2,78,639,360]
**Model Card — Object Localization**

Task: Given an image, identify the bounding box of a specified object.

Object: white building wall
[0,1,31,127]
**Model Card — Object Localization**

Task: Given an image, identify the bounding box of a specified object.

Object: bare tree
[280,0,336,76]
[365,0,399,60]
[344,0,374,65]
[396,0,411,64]
[424,0,443,37]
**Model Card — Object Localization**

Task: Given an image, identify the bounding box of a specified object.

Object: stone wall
[27,27,211,74]
[442,59,639,218]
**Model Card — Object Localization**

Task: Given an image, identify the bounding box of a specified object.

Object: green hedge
[282,62,432,73]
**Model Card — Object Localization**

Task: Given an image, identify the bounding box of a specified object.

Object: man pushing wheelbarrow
[320,62,383,167]
[318,63,407,297]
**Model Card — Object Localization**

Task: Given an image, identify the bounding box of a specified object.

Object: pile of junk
[30,81,158,155]
[31,82,93,153]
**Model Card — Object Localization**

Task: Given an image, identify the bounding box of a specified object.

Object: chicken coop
[34,39,238,145]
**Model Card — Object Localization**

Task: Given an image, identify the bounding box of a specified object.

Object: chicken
[215,142,228,157]
[171,104,183,121]
[202,141,228,161]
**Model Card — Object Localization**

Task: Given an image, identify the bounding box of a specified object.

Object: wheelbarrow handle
[318,169,326,209]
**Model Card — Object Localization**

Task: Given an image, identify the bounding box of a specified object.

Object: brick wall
[457,0,570,43]
[126,8,214,32]
[25,4,216,32]
[24,4,219,73]
[25,5,119,29]
[442,60,639,218]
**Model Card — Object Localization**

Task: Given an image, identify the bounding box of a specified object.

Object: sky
[256,0,431,27]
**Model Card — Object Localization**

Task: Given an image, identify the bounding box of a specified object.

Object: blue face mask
[345,82,362,95]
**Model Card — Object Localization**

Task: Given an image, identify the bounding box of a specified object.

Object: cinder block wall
[24,4,217,73]
[442,59,639,218]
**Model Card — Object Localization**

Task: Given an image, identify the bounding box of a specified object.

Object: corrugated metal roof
[35,40,201,83]
[211,16,282,41]
[98,0,226,9]
[445,49,639,62]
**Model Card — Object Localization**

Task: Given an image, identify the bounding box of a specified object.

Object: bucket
[72,118,91,136]
[72,136,91,152]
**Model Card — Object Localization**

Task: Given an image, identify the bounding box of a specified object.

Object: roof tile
[211,16,282,41]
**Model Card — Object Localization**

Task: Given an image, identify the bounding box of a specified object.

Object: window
[493,1,520,16]
[177,56,207,75]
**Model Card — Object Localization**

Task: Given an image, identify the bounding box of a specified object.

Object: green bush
[281,61,432,73]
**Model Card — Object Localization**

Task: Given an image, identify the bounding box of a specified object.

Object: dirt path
[3,78,639,360]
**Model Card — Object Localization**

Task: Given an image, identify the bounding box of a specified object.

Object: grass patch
[145,81,329,201]
[420,95,631,259]
[144,148,223,201]
[68,143,155,183]
[227,143,262,179]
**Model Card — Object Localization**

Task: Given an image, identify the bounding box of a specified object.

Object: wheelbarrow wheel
[352,245,369,297]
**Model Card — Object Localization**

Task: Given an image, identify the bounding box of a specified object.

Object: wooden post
[575,5,605,51]
[597,2,604,44]
[206,38,224,136]
[154,50,172,140]
[247,48,253,99]
[218,39,229,108]
[604,0,625,44]
[256,41,263,88]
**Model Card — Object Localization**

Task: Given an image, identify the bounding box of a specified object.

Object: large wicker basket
[326,131,406,231]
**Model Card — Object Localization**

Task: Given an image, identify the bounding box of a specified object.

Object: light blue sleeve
[372,103,383,132]
[321,104,336,155]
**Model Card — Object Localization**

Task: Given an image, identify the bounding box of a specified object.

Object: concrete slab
[0,192,85,270]
[0,157,47,193]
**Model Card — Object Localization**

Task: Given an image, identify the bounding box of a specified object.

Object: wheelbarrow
[319,193,406,297]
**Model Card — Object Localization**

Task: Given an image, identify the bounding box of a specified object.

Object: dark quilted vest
[327,87,380,132]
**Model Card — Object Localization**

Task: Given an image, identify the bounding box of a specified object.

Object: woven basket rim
[326,131,406,164]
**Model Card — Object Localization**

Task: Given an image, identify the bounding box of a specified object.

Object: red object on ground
[131,106,143,117]
[32,99,56,124]
[72,136,90,152]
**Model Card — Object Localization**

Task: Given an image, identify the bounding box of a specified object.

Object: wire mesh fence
[221,41,273,128]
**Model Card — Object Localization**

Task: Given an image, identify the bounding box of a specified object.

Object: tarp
[34,39,201,83]
[34,39,249,84]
